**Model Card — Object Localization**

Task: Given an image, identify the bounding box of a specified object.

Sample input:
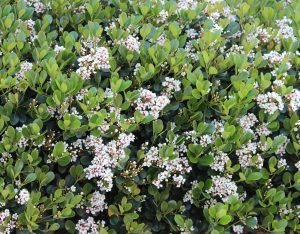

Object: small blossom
[15,189,30,205]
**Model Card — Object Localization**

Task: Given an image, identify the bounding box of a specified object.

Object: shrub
[0,0,300,233]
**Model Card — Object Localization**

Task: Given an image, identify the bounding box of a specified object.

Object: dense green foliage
[1,0,300,233]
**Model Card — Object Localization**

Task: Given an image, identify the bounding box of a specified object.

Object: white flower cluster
[67,139,84,162]
[272,80,285,89]
[296,161,300,171]
[23,19,37,43]
[161,77,181,97]
[206,175,238,202]
[134,88,170,119]
[156,34,167,46]
[183,181,198,204]
[155,10,169,24]
[186,28,198,39]
[0,209,18,234]
[84,133,135,192]
[16,125,30,149]
[54,45,65,53]
[199,134,213,147]
[0,152,12,164]
[294,121,300,145]
[245,27,272,46]
[80,37,101,55]
[75,217,105,234]
[118,35,140,53]
[17,61,33,81]
[239,113,258,133]
[233,225,244,234]
[183,190,193,204]
[176,0,198,12]
[256,92,284,114]
[73,4,87,14]
[263,51,288,66]
[203,198,218,209]
[256,124,271,136]
[87,191,107,214]
[184,41,199,61]
[226,45,245,57]
[143,146,191,188]
[211,151,230,172]
[15,189,30,205]
[286,89,300,112]
[274,17,297,43]
[164,134,188,157]
[24,0,47,14]
[257,27,271,43]
[76,47,110,79]
[275,135,289,156]
[277,158,288,168]
[47,97,72,120]
[236,142,264,169]
[222,6,236,21]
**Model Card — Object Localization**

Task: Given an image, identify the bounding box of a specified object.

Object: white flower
[186,28,198,39]
[256,92,284,114]
[233,225,244,234]
[199,135,213,147]
[286,89,300,112]
[162,77,181,97]
[17,61,33,80]
[87,191,107,214]
[0,209,18,234]
[15,189,30,205]
[54,45,65,53]
[34,2,46,14]
[143,142,191,189]
[295,161,300,170]
[24,0,47,14]
[206,175,239,202]
[239,113,258,132]
[176,0,198,12]
[263,51,289,65]
[118,35,140,53]
[134,88,170,119]
[274,17,297,43]
[155,10,169,24]
[76,47,110,79]
[75,217,100,234]
[277,158,288,169]
[211,151,230,172]
[84,133,135,192]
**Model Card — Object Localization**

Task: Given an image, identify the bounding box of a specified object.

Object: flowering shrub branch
[0,0,300,233]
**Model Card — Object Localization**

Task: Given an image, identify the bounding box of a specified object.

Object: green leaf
[61,208,72,217]
[140,24,152,39]
[247,172,262,181]
[70,195,82,205]
[23,173,37,185]
[58,156,71,167]
[198,155,213,166]
[219,215,232,225]
[49,223,60,231]
[65,220,75,233]
[174,214,185,227]
[224,22,240,36]
[53,142,65,156]
[246,217,258,229]
[40,172,55,187]
[14,160,24,176]
[153,119,164,135]
[169,22,181,37]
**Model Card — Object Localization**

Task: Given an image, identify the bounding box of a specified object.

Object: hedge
[0,0,300,233]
